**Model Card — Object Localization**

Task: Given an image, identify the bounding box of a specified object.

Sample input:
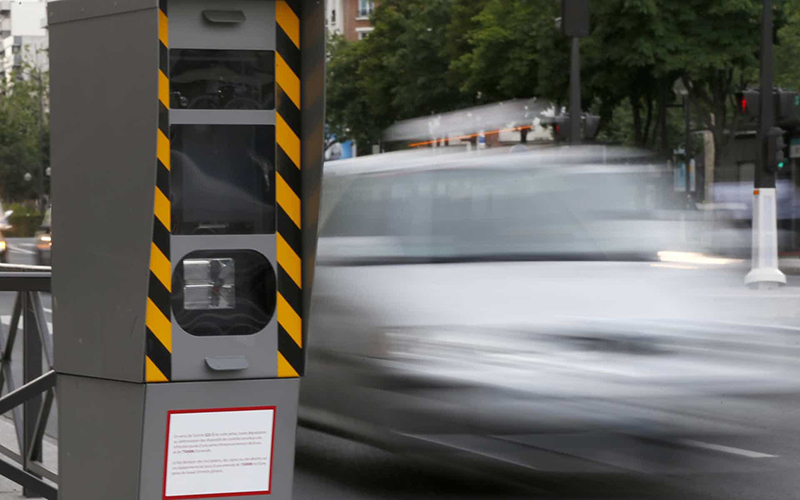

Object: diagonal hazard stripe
[154,187,170,232]
[146,356,168,383]
[276,86,301,139]
[146,328,171,380]
[276,53,301,109]
[149,243,172,292]
[276,1,300,48]
[276,146,301,194]
[276,27,301,77]
[279,324,304,372]
[152,218,170,257]
[277,293,302,348]
[159,102,169,137]
[159,70,170,108]
[277,233,302,288]
[149,273,171,318]
[159,9,169,46]
[277,206,301,255]
[277,267,301,317]
[276,114,301,169]
[278,352,299,378]
[276,173,301,229]
[156,162,170,199]
[159,42,169,76]
[146,297,172,352]
[157,129,170,170]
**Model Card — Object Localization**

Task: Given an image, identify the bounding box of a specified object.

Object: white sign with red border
[163,406,276,499]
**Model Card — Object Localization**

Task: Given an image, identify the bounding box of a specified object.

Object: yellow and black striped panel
[146,0,172,383]
[275,0,304,378]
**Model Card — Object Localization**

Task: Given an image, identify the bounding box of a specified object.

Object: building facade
[326,0,375,41]
[0,0,48,81]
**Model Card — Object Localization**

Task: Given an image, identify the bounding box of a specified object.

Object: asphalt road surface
[293,392,800,500]
[2,239,800,499]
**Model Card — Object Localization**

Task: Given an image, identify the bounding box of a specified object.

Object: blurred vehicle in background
[299,146,798,474]
[35,207,51,266]
[0,202,13,263]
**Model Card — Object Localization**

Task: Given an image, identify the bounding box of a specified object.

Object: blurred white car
[299,146,796,473]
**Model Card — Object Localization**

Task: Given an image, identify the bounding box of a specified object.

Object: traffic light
[562,0,590,38]
[776,90,800,128]
[552,116,570,141]
[735,90,760,123]
[547,114,597,142]
[735,88,800,128]
[766,127,788,172]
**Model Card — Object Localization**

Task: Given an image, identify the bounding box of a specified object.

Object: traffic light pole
[569,37,581,145]
[746,0,787,288]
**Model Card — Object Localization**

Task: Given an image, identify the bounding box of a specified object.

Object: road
[293,394,800,500]
[2,239,800,498]
[293,391,800,500]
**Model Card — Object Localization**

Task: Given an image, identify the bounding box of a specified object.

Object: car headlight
[40,235,51,243]
[657,251,743,266]
[0,240,7,251]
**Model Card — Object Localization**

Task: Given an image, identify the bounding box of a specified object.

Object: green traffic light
[779,161,787,169]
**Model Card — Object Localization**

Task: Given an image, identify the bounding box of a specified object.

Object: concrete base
[746,188,786,288]
[745,267,787,289]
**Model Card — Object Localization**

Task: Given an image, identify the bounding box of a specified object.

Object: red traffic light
[741,98,747,114]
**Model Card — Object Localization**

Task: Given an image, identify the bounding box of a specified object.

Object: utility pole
[569,37,581,144]
[745,0,787,288]
[562,0,589,145]
[685,94,691,199]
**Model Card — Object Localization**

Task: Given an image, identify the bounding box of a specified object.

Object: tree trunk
[659,80,669,155]
[643,92,654,145]
[631,94,643,146]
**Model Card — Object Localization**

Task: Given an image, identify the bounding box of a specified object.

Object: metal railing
[0,265,56,499]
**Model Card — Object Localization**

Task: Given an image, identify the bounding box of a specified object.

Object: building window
[358,0,374,18]
[332,9,336,23]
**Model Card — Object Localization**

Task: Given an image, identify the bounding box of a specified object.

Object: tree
[777,0,800,91]
[0,46,49,203]
[668,0,761,163]
[326,34,385,148]
[326,0,470,149]
[449,0,553,104]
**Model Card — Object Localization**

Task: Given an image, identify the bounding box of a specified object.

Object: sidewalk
[0,416,57,500]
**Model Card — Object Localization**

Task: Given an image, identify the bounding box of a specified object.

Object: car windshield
[320,164,699,261]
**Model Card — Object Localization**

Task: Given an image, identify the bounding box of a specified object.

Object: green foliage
[0,46,49,203]
[325,0,773,161]
[777,0,800,91]
[327,0,471,148]
[449,0,552,103]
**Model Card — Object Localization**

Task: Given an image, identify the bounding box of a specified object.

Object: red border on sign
[162,406,277,500]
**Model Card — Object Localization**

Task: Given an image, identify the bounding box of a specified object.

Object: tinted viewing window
[170,49,275,110]
[171,124,275,235]
[172,250,276,337]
